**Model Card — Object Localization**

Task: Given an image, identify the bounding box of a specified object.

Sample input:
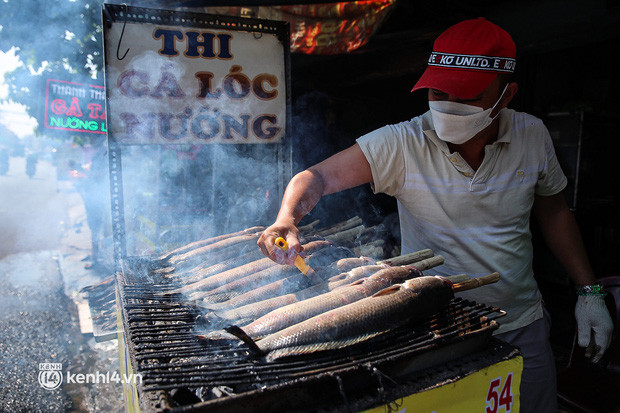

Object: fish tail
[225,325,264,355]
[196,330,239,342]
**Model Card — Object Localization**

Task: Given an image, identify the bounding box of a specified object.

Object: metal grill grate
[116,259,506,412]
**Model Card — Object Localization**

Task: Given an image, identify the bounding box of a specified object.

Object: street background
[0,154,125,412]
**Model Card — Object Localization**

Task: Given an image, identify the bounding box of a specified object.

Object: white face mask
[429,85,508,145]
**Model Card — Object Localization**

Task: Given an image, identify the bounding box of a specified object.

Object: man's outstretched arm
[257,143,373,264]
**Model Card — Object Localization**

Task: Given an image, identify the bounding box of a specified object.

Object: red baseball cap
[411,18,516,99]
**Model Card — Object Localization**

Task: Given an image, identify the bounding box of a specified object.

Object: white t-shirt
[357,109,567,334]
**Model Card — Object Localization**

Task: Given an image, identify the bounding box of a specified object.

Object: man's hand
[575,294,614,363]
[257,221,302,266]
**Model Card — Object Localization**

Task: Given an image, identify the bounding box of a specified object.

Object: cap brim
[411,66,498,100]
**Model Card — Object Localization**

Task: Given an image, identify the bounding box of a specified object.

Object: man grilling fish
[257,18,614,413]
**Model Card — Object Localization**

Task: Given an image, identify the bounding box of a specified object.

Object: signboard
[44,79,107,135]
[103,6,288,145]
[102,5,291,263]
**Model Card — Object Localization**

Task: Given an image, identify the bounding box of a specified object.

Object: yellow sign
[364,356,523,413]
[117,290,141,413]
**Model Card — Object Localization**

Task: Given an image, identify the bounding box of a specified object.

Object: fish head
[402,275,453,290]
[361,256,376,264]
[401,276,455,302]
[370,266,420,283]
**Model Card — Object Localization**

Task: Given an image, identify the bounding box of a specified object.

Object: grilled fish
[170,249,266,282]
[175,240,333,297]
[157,226,265,262]
[203,252,433,320]
[167,233,260,267]
[249,273,499,360]
[251,276,453,360]
[203,256,377,311]
[192,244,353,301]
[238,255,444,339]
[202,265,384,324]
[238,265,425,340]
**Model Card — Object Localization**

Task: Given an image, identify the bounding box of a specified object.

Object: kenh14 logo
[38,363,63,390]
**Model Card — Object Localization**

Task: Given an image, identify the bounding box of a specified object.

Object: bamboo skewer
[378,249,434,267]
[453,272,500,292]
[316,216,363,237]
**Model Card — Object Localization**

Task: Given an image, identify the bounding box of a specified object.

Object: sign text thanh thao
[44,79,107,135]
[104,10,288,144]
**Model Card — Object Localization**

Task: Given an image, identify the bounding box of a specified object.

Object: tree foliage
[0,0,104,139]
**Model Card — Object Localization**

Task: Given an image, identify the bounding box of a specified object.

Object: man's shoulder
[504,109,546,132]
[359,113,427,143]
[387,112,431,140]
[384,113,428,133]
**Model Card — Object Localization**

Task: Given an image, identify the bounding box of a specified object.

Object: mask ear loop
[489,84,509,119]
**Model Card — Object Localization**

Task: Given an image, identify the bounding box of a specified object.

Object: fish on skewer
[198,251,436,327]
[234,273,500,361]
[167,257,279,295]
[206,257,463,328]
[170,240,333,296]
[236,264,435,340]
[191,245,355,302]
[328,249,435,290]
[201,256,378,312]
[156,226,265,262]
[205,252,437,317]
[164,233,261,269]
[158,232,329,280]
[190,257,376,305]
[162,248,266,282]
[202,249,433,309]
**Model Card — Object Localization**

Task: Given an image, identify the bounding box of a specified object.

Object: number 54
[486,373,514,413]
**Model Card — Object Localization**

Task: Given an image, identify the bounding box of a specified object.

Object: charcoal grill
[115,258,511,412]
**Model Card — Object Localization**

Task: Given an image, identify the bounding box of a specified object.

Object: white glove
[574,294,614,363]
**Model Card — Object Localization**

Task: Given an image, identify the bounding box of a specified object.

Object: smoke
[119,142,282,257]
